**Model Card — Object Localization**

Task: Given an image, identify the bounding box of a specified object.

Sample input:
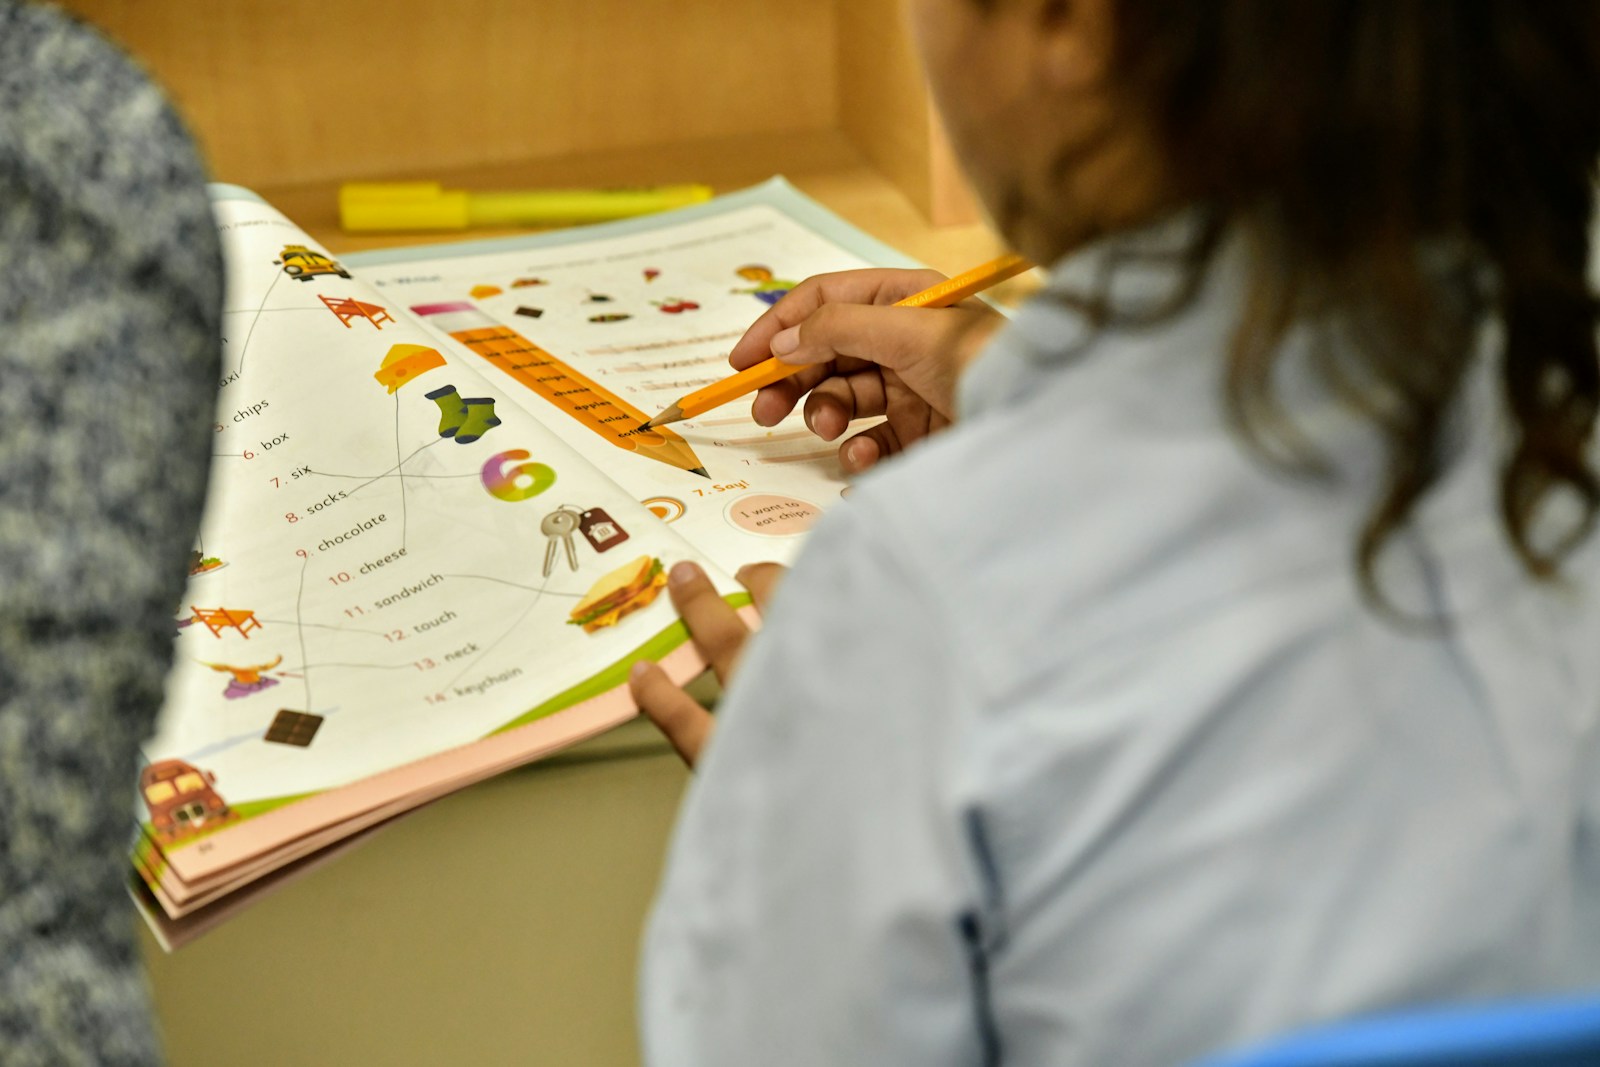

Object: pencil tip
[646,403,685,429]
[640,418,657,430]
[690,467,711,479]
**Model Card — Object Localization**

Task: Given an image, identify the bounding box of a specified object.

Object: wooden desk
[136,152,1012,1066]
[141,715,688,1066]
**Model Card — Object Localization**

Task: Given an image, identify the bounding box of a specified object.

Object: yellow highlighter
[339,181,714,232]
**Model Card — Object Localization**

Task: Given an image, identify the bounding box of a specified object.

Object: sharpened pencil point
[644,402,685,430]
[690,467,711,479]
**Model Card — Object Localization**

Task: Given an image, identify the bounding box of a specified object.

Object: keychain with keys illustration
[540,507,582,577]
[578,507,629,553]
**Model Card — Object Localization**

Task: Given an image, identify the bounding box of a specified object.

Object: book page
[138,191,736,883]
[350,178,921,575]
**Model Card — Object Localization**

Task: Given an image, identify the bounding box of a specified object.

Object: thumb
[630,660,713,768]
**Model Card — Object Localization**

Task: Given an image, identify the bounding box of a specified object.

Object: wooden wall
[61,0,978,223]
[60,0,839,189]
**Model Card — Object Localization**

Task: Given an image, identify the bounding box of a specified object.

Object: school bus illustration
[140,759,237,844]
[274,244,352,282]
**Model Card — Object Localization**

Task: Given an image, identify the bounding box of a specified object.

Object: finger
[727,303,789,370]
[667,560,751,685]
[780,303,965,374]
[727,268,949,370]
[841,434,881,473]
[748,303,969,431]
[749,364,835,427]
[747,299,992,429]
[751,381,802,428]
[629,660,712,768]
[733,562,786,614]
[840,421,904,474]
[804,370,889,440]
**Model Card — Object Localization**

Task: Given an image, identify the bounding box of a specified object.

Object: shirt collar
[958,208,1226,420]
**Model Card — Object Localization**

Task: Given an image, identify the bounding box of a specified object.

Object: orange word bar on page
[411,302,708,478]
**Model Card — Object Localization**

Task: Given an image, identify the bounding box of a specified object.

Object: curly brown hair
[1093,1,1600,604]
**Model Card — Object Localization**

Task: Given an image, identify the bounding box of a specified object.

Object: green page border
[143,592,751,858]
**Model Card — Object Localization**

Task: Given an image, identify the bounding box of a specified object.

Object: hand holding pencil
[645,255,1029,474]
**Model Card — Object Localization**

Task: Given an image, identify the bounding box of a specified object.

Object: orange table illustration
[410,301,708,478]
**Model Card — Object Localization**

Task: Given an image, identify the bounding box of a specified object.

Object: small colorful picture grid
[264,709,324,747]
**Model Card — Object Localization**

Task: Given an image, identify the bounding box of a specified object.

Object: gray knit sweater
[0,4,221,1064]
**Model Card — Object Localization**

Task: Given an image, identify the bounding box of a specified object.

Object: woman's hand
[628,560,786,767]
[728,268,1004,474]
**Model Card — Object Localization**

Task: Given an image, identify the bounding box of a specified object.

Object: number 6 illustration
[481,449,556,502]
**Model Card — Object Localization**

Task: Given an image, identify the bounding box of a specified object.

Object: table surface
[140,136,1012,1067]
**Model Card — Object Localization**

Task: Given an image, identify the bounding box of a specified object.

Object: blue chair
[1193,990,1600,1067]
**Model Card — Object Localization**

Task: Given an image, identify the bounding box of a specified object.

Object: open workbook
[131,178,920,946]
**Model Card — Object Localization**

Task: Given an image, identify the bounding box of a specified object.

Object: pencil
[643,253,1031,428]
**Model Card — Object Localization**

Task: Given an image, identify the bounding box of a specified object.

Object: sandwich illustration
[568,555,667,633]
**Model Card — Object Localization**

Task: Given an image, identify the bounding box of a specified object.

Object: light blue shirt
[640,219,1600,1067]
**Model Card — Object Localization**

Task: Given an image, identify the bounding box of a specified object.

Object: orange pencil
[643,253,1032,429]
